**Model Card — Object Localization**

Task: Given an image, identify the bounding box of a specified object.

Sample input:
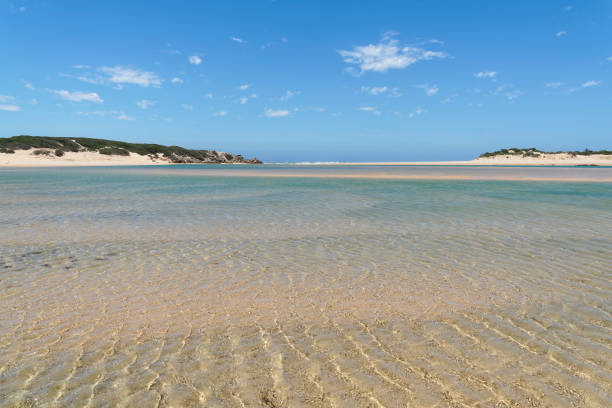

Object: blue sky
[1,1,611,161]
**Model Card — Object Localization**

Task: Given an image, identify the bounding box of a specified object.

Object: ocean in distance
[1,164,611,407]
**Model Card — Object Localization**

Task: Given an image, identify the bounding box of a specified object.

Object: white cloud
[171,77,184,84]
[189,55,202,65]
[606,56,612,62]
[181,104,194,110]
[359,106,381,115]
[546,82,563,88]
[568,80,602,93]
[556,31,567,37]
[474,71,497,79]
[212,111,227,117]
[280,90,301,101]
[361,86,388,95]
[504,89,522,101]
[0,105,20,112]
[338,33,448,74]
[281,37,288,43]
[23,81,35,90]
[72,65,90,69]
[417,84,439,96]
[239,97,248,104]
[239,84,250,91]
[136,99,156,109]
[408,107,425,118]
[28,98,38,105]
[51,89,103,103]
[564,5,573,11]
[493,85,522,101]
[389,87,402,97]
[231,37,245,44]
[204,93,213,99]
[582,80,601,88]
[265,108,290,117]
[441,95,456,104]
[115,112,133,121]
[75,110,132,120]
[75,110,106,116]
[0,95,15,103]
[98,66,161,87]
[250,93,257,99]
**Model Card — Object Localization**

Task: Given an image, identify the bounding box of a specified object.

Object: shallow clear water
[1,165,611,407]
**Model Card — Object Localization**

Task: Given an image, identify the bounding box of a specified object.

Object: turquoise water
[1,165,611,407]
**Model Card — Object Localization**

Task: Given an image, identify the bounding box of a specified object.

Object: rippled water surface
[1,165,611,407]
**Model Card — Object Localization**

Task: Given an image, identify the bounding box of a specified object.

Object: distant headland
[0,135,262,166]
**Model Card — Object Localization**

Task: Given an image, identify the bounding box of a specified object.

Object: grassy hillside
[479,147,612,158]
[0,135,262,164]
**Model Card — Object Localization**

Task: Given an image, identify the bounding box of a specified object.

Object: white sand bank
[0,149,169,167]
[335,153,612,166]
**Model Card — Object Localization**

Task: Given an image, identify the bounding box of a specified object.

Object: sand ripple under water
[0,166,611,407]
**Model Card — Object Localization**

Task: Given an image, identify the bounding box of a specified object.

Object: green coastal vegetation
[0,135,262,164]
[479,147,612,158]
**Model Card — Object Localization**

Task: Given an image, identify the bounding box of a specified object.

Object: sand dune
[0,149,169,166]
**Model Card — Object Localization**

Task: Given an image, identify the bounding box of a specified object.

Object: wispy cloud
[188,55,202,65]
[212,111,227,117]
[338,32,448,74]
[474,71,497,79]
[116,112,133,121]
[0,95,15,103]
[556,31,567,37]
[0,105,20,112]
[361,86,402,97]
[417,84,439,96]
[51,89,103,103]
[136,99,156,109]
[441,94,457,104]
[564,5,573,11]
[265,108,290,117]
[231,37,245,44]
[280,90,301,101]
[408,107,425,118]
[546,82,564,88]
[171,77,184,84]
[359,106,381,115]
[581,80,601,88]
[90,66,162,88]
[75,110,106,116]
[239,84,250,91]
[493,85,522,101]
[567,80,602,93]
[239,97,248,105]
[23,80,35,90]
[204,93,213,99]
[361,86,388,95]
[72,65,90,69]
[181,104,194,110]
[75,110,132,120]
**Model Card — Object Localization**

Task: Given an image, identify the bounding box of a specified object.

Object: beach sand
[1,150,611,167]
[340,153,612,166]
[0,149,169,166]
